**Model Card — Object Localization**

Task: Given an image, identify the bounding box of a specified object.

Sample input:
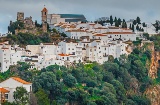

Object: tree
[111,80,127,104]
[136,17,141,24]
[35,89,50,105]
[136,25,139,31]
[142,22,146,27]
[13,87,29,105]
[129,23,132,29]
[63,74,77,87]
[115,21,119,27]
[110,15,113,26]
[133,20,136,25]
[132,24,135,32]
[114,17,117,22]
[155,21,159,32]
[118,18,121,26]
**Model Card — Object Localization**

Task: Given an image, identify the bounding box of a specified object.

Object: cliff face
[145,85,160,105]
[146,45,160,105]
[148,51,160,79]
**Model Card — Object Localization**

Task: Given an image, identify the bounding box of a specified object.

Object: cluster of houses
[0,22,134,72]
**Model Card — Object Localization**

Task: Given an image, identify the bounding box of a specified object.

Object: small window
[5,94,8,99]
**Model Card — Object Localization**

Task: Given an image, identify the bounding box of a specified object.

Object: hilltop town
[0,6,160,105]
[0,7,159,72]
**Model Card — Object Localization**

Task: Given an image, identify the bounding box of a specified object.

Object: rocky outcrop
[148,51,160,79]
[145,85,160,105]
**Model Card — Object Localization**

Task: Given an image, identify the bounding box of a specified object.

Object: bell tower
[41,6,48,32]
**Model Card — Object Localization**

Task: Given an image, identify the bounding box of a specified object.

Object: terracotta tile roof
[1,47,9,49]
[122,28,131,30]
[12,77,32,84]
[58,54,70,56]
[41,7,48,12]
[66,30,86,32]
[94,34,107,36]
[108,27,120,29]
[95,27,107,29]
[103,32,135,34]
[0,88,9,93]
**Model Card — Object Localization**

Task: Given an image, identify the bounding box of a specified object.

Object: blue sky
[0,0,160,34]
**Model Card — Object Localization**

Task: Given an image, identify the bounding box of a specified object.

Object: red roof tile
[12,77,31,84]
[41,7,48,12]
[0,88,9,93]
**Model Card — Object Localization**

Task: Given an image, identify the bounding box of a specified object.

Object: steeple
[41,5,48,32]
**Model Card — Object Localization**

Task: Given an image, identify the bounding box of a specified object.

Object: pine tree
[139,27,142,31]
[118,18,121,26]
[115,21,119,27]
[155,21,159,32]
[132,24,135,32]
[123,19,125,23]
[133,20,137,25]
[124,22,127,28]
[110,15,113,26]
[136,17,141,24]
[129,23,132,29]
[114,17,117,22]
[142,22,146,27]
[136,25,139,31]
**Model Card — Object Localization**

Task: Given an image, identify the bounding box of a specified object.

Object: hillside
[0,33,160,105]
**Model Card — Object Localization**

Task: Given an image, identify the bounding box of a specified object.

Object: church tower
[41,6,48,32]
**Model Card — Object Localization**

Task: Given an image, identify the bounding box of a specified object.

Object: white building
[0,77,32,103]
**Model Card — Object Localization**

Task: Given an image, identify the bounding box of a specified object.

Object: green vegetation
[13,87,29,105]
[149,35,160,51]
[7,33,52,45]
[8,21,25,34]
[1,47,152,105]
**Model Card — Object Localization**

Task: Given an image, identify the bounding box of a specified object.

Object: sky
[0,0,160,34]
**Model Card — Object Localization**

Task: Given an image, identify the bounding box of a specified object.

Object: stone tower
[17,12,24,21]
[41,7,48,32]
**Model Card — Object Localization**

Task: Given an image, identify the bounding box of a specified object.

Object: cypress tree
[136,16,141,24]
[110,15,113,26]
[132,24,135,32]
[136,25,139,31]
[129,23,132,29]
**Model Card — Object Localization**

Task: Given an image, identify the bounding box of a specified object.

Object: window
[45,12,46,15]
[62,57,64,59]
[99,47,100,49]
[5,94,8,99]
